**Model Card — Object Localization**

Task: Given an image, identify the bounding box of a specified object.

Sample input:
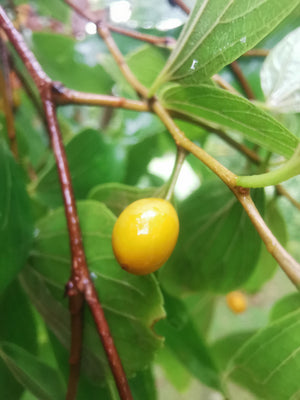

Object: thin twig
[230,60,255,100]
[165,146,187,201]
[276,184,300,211]
[243,49,269,57]
[212,74,240,95]
[213,129,261,165]
[170,0,191,14]
[52,82,148,111]
[0,7,133,400]
[0,37,18,158]
[107,22,176,49]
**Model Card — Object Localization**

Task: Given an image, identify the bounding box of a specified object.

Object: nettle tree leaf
[160,83,299,158]
[0,342,65,400]
[225,306,300,399]
[0,140,33,293]
[244,199,287,293]
[269,293,300,323]
[150,0,299,90]
[156,291,222,392]
[127,45,170,89]
[26,200,164,381]
[261,27,300,113]
[89,183,164,216]
[160,181,264,295]
[31,32,113,93]
[35,129,126,207]
[0,280,37,399]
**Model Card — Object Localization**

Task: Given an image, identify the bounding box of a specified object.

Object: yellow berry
[226,291,247,314]
[112,198,179,275]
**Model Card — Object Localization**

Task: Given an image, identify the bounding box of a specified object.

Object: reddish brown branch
[170,0,191,14]
[66,293,84,400]
[230,60,255,100]
[0,37,18,158]
[0,6,132,400]
[107,23,176,48]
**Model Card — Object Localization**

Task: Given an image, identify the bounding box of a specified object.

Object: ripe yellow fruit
[112,198,179,275]
[226,291,247,314]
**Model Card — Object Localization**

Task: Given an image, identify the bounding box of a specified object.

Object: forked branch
[0,6,132,400]
[64,0,300,289]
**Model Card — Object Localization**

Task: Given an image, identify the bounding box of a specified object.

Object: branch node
[52,81,65,94]
[235,186,250,196]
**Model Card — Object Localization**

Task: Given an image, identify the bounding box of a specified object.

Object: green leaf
[150,0,299,90]
[130,368,158,400]
[127,45,170,89]
[155,292,222,392]
[211,331,256,371]
[124,134,160,186]
[0,280,38,400]
[261,27,300,113]
[0,342,65,400]
[35,128,126,207]
[0,140,33,292]
[160,181,264,294]
[156,346,192,392]
[183,293,216,337]
[269,293,300,322]
[26,200,165,381]
[244,199,288,292]
[160,83,299,158]
[225,308,300,399]
[89,182,163,216]
[31,32,113,93]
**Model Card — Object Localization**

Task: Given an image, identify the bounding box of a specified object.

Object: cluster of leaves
[1,0,300,399]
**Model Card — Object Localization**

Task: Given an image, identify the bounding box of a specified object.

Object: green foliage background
[0,0,300,399]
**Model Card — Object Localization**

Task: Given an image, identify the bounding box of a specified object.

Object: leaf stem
[237,146,300,188]
[235,189,300,288]
[165,146,187,201]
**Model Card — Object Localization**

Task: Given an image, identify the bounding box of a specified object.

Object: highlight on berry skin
[112,198,179,275]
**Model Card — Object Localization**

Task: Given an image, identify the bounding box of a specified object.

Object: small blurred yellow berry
[112,198,179,275]
[226,291,247,314]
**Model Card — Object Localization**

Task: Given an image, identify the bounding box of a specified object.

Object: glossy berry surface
[112,198,179,275]
[226,291,247,314]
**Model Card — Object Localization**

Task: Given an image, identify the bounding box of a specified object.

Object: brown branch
[230,60,255,100]
[243,49,269,57]
[0,37,18,158]
[52,82,148,111]
[66,293,84,400]
[107,22,176,49]
[213,129,261,165]
[276,184,300,211]
[170,0,191,14]
[0,7,133,400]
[212,74,240,95]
